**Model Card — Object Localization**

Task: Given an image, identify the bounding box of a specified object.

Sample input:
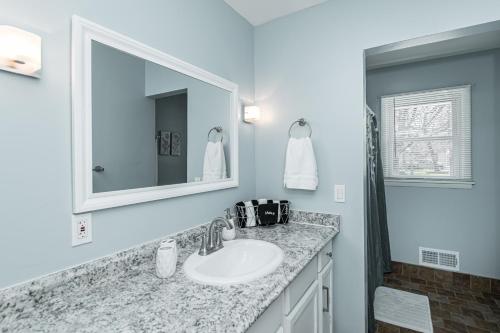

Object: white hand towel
[202,141,227,181]
[244,200,257,227]
[257,198,268,205]
[284,137,318,190]
[273,200,281,223]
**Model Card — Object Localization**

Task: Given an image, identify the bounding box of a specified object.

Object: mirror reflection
[91,41,231,193]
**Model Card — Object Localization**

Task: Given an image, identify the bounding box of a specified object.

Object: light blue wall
[145,62,231,181]
[92,42,156,193]
[254,1,500,331]
[0,0,254,289]
[366,50,500,279]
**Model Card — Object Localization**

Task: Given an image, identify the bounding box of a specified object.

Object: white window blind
[380,86,471,182]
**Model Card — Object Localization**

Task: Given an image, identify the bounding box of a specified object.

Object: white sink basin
[183,239,284,286]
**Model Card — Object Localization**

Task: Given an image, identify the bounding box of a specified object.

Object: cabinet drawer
[284,256,318,314]
[247,293,283,333]
[317,241,333,273]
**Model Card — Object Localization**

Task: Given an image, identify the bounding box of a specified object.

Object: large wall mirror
[71,16,239,213]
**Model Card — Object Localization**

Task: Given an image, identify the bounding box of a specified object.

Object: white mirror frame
[71,16,239,213]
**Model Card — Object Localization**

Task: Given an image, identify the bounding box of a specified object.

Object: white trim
[384,179,474,189]
[71,16,239,213]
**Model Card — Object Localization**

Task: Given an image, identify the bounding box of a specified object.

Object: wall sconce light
[244,105,261,123]
[0,25,42,78]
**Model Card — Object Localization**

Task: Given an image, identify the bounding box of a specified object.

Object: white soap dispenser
[156,239,177,279]
[222,208,236,241]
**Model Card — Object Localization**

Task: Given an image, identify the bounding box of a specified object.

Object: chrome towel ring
[288,118,312,138]
[207,126,223,142]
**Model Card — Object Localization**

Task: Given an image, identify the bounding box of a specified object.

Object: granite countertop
[0,211,339,333]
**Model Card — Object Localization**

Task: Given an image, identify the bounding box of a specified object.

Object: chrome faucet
[198,217,233,256]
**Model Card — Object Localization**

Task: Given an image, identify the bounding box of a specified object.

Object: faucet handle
[198,234,208,256]
[215,227,224,249]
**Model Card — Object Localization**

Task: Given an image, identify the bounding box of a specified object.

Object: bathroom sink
[183,239,284,286]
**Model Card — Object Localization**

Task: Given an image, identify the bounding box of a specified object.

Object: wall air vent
[419,247,459,271]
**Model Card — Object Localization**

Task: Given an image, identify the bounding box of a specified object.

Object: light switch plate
[72,213,92,246]
[334,184,345,203]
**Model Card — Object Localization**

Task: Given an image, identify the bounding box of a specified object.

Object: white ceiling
[224,0,328,26]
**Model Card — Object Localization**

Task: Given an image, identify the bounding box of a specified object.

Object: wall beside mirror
[72,16,239,213]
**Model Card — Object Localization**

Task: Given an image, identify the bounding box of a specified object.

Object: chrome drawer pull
[322,285,330,312]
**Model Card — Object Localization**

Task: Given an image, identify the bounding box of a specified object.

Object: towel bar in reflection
[207,126,223,142]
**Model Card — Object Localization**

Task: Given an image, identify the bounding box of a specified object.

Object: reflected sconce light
[244,105,261,123]
[0,25,42,78]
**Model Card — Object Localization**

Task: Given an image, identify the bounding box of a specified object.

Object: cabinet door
[247,294,283,333]
[284,280,319,333]
[318,260,333,333]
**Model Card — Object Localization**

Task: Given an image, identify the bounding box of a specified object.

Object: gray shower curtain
[366,107,391,333]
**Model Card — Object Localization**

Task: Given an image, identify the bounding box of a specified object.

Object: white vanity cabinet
[319,261,333,333]
[248,240,334,333]
[246,294,284,333]
[284,280,319,333]
[318,241,334,333]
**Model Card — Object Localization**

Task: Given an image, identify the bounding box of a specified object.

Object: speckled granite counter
[0,211,339,333]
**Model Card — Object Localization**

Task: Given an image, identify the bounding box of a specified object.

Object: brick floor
[376,262,500,333]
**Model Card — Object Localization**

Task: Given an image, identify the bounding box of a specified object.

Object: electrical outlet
[334,184,346,203]
[72,213,92,246]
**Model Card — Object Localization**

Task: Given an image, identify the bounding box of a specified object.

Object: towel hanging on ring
[284,118,318,190]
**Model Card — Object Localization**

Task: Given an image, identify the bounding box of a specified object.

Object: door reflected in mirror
[91,41,231,193]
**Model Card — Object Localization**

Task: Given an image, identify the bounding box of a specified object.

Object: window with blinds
[380,86,472,183]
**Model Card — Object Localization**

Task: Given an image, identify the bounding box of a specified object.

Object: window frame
[380,85,474,189]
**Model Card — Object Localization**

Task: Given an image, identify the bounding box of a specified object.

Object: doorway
[155,90,188,186]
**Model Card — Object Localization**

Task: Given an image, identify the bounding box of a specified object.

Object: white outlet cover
[334,184,346,203]
[72,213,92,246]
